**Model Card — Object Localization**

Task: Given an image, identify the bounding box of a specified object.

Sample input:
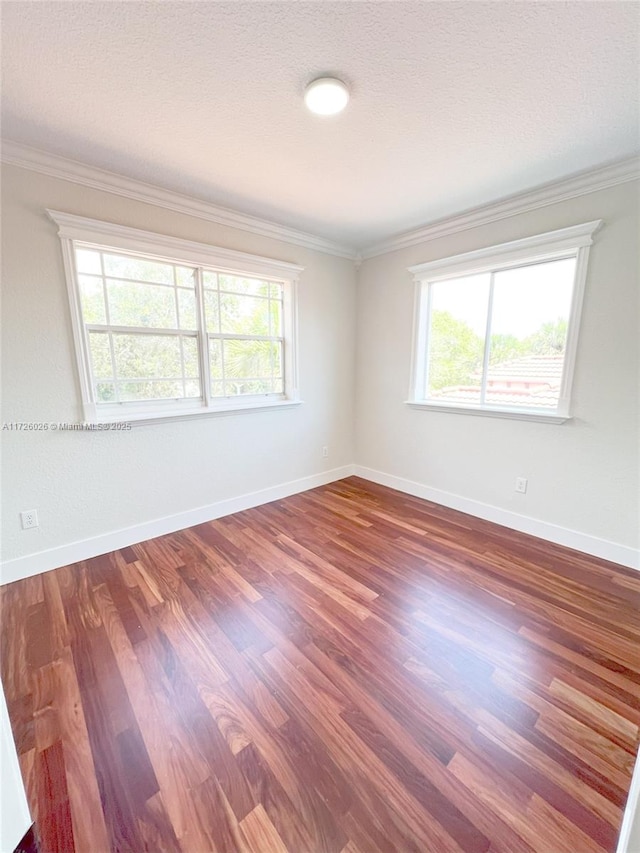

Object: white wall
[0,164,357,570]
[0,680,31,852]
[355,181,639,559]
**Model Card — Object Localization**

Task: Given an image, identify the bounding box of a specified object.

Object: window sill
[405,400,570,424]
[87,398,303,427]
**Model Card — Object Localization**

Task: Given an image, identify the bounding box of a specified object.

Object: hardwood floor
[2,476,639,853]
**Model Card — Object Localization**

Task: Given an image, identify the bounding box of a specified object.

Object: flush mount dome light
[304,77,349,115]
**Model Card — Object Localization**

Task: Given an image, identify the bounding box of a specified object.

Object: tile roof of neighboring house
[483,355,564,384]
[431,354,564,408]
[430,386,559,407]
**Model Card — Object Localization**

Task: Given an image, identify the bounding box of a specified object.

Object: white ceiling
[2,1,638,249]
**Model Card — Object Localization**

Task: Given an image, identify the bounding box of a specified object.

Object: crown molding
[361,156,640,259]
[1,140,358,260]
[3,140,638,263]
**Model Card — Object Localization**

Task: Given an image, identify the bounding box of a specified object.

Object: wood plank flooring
[2,476,639,853]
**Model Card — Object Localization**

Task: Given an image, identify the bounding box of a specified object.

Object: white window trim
[47,210,304,425]
[406,220,603,423]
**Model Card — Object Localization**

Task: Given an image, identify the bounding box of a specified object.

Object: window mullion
[178,336,186,397]
[194,267,211,407]
[173,265,181,329]
[216,279,226,395]
[100,250,120,404]
[480,273,495,406]
[220,335,227,396]
[86,324,186,336]
[268,287,274,389]
[422,282,432,399]
[173,266,187,397]
[206,333,279,342]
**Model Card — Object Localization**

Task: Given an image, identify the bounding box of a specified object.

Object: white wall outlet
[322,445,329,458]
[515,477,528,494]
[20,509,39,529]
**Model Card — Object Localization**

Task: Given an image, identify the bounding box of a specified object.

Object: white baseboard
[617,750,640,853]
[0,465,355,585]
[354,465,639,570]
[3,462,637,585]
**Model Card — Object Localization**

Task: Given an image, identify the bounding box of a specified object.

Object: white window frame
[48,210,303,425]
[407,220,603,424]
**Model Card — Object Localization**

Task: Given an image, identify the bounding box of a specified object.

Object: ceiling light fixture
[304,77,349,116]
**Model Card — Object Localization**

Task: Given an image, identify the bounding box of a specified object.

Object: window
[408,220,602,422]
[48,211,303,424]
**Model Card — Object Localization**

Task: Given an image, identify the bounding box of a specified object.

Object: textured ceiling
[2,1,638,248]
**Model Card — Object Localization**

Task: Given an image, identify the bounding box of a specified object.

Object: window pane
[203,270,218,290]
[178,289,197,330]
[119,381,184,401]
[209,338,223,380]
[79,275,106,324]
[223,338,272,381]
[88,332,113,379]
[112,334,183,380]
[204,290,220,333]
[227,380,274,395]
[175,266,196,287]
[211,380,225,398]
[107,280,177,328]
[271,340,283,379]
[218,275,270,297]
[269,282,283,299]
[76,249,102,275]
[486,258,575,409]
[96,382,116,402]
[427,274,489,404]
[182,336,199,378]
[270,299,282,336]
[102,253,173,284]
[220,293,269,336]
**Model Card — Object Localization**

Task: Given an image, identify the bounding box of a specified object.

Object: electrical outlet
[20,509,39,529]
[322,446,329,458]
[515,477,528,494]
